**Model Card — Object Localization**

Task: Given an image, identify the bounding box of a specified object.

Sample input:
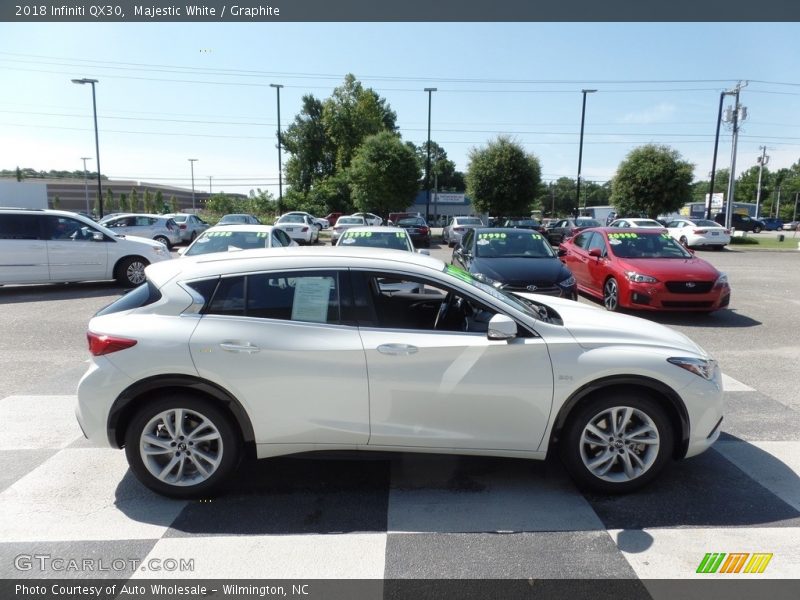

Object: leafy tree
[205,193,236,215]
[323,74,397,171]
[15,166,22,181]
[52,195,60,209]
[610,144,694,219]
[170,196,179,213]
[119,193,128,213]
[143,189,154,214]
[407,141,465,192]
[105,188,115,213]
[283,95,335,193]
[129,188,140,213]
[465,136,542,216]
[306,171,354,214]
[348,132,421,217]
[535,178,578,217]
[155,190,165,213]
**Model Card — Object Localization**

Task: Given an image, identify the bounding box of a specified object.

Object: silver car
[98,213,182,249]
[167,213,211,243]
[443,216,484,247]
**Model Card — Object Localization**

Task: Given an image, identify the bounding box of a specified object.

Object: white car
[330,215,367,243]
[77,247,723,498]
[166,213,211,243]
[277,211,329,230]
[665,218,730,250]
[180,224,296,257]
[352,212,383,227]
[273,214,320,245]
[98,213,182,249]
[335,226,415,252]
[608,218,665,229]
[442,215,484,247]
[0,208,171,287]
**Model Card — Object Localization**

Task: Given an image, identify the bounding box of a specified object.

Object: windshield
[338,218,363,225]
[185,230,271,255]
[398,218,425,226]
[607,231,693,259]
[279,215,304,223]
[475,231,555,258]
[219,215,247,224]
[457,218,483,226]
[337,230,412,251]
[632,219,663,227]
[694,219,719,227]
[575,218,602,227]
[507,219,539,227]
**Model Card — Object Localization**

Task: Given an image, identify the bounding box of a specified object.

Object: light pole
[723,81,747,230]
[424,87,437,221]
[706,90,730,220]
[576,89,597,217]
[188,159,198,211]
[80,157,91,215]
[71,78,103,217]
[755,145,768,219]
[270,83,284,214]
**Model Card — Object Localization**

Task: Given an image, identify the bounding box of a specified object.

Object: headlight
[152,245,168,257]
[714,273,729,288]
[626,271,658,283]
[559,274,576,287]
[667,357,717,380]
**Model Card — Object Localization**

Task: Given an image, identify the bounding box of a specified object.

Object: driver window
[354,271,498,334]
[587,233,606,255]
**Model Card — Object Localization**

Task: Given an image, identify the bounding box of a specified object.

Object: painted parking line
[722,373,755,392]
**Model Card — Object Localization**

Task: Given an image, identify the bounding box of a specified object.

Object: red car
[559,227,730,312]
[324,212,343,227]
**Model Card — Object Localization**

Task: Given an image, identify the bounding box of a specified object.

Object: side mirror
[416,249,430,256]
[91,232,104,242]
[487,314,517,340]
[588,248,602,258]
[557,247,567,257]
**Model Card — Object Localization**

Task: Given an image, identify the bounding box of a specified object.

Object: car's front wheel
[559,393,674,494]
[124,395,241,498]
[115,256,149,287]
[753,226,762,233]
[603,277,620,311]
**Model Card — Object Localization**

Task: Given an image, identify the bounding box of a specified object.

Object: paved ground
[0,243,798,586]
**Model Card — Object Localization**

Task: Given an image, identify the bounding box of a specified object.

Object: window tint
[587,233,606,254]
[95,282,162,316]
[46,216,95,241]
[206,271,343,324]
[572,232,592,249]
[274,229,292,246]
[0,214,41,239]
[461,229,474,249]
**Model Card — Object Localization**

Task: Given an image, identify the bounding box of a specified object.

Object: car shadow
[113,435,799,535]
[0,281,125,304]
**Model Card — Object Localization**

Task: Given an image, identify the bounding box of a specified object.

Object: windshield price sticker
[530,233,544,239]
[207,231,233,238]
[344,231,373,238]
[478,233,507,239]
[608,232,639,239]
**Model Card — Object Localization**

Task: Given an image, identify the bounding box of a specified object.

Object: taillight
[693,229,707,234]
[419,226,429,234]
[179,224,187,230]
[87,332,137,356]
[454,227,464,233]
[301,227,308,232]
[724,229,731,234]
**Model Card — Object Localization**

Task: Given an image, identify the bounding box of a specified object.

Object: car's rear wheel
[124,395,240,498]
[603,277,620,312]
[154,235,171,249]
[753,226,762,233]
[189,231,197,242]
[115,256,149,287]
[559,393,674,493]
[679,236,689,247]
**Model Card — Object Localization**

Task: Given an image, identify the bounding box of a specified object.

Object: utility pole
[80,157,91,215]
[424,87,437,221]
[723,81,747,230]
[208,176,213,193]
[755,145,768,219]
[188,158,198,211]
[270,83,284,214]
[776,186,781,218]
[576,89,597,217]
[706,90,729,219]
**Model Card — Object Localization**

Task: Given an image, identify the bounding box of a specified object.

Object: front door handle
[377,343,418,356]
[220,342,261,354]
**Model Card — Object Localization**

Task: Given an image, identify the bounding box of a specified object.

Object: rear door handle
[220,342,261,354]
[377,344,418,356]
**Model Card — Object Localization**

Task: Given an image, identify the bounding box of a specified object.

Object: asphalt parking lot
[0,240,799,583]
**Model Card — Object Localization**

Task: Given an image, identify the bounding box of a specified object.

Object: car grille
[502,283,562,296]
[665,281,714,294]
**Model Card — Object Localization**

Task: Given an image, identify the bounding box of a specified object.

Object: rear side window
[95,282,162,316]
[205,270,347,324]
[0,214,41,239]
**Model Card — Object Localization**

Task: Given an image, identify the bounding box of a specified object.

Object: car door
[0,213,49,283]
[584,232,613,293]
[561,231,594,290]
[44,215,109,282]
[189,269,370,445]
[451,228,475,269]
[352,270,554,451]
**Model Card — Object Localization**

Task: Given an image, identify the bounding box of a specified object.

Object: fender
[550,375,690,459]
[107,374,256,456]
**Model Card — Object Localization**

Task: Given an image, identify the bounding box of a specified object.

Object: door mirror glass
[588,248,602,258]
[91,232,104,242]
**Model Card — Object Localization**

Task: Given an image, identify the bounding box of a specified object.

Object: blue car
[761,217,784,231]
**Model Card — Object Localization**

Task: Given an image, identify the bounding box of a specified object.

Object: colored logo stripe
[696,552,773,574]
[720,553,749,573]
[697,553,726,573]
[744,553,773,574]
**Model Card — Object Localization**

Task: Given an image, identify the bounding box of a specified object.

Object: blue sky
[1,22,799,196]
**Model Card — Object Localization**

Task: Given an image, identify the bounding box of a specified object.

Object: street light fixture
[188,159,198,211]
[80,157,91,215]
[576,89,597,217]
[270,83,284,214]
[71,78,103,217]
[424,87,437,221]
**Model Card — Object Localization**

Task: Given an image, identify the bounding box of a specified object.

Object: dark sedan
[395,216,431,247]
[451,228,577,299]
[545,217,602,245]
[503,217,546,233]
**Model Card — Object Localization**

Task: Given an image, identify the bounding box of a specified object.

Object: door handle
[377,344,418,356]
[219,342,261,354]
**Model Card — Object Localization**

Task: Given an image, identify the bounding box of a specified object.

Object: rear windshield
[95,282,162,316]
[458,218,483,226]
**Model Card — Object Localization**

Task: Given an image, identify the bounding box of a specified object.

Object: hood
[615,257,720,280]
[120,234,164,249]
[514,293,706,356]
[471,257,569,285]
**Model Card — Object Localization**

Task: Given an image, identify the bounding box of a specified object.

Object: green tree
[129,188,140,213]
[205,193,236,215]
[407,141,465,192]
[93,193,100,216]
[104,188,115,213]
[119,193,128,213]
[323,73,397,171]
[465,136,542,216]
[283,95,335,193]
[610,144,694,219]
[52,195,60,210]
[15,166,22,181]
[155,190,165,213]
[348,132,421,217]
[170,195,179,213]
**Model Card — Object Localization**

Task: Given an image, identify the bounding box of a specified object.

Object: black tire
[124,394,241,499]
[559,392,674,494]
[753,226,762,234]
[712,245,724,251]
[154,235,171,249]
[189,231,197,242]
[679,236,689,247]
[115,256,149,288]
[603,277,620,312]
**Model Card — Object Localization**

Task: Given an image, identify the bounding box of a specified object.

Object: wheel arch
[112,255,149,278]
[107,374,257,458]
[548,375,690,460]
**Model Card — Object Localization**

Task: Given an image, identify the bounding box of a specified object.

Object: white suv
[0,208,172,287]
[77,247,723,498]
